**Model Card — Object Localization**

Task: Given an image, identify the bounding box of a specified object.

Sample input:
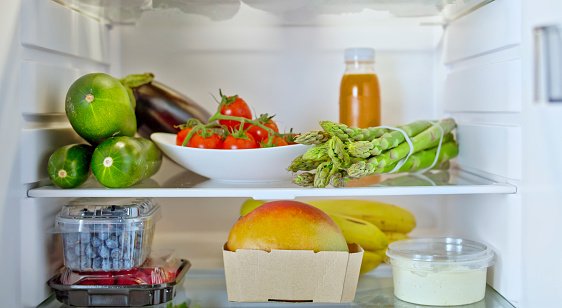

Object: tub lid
[385,237,495,270]
[53,198,161,232]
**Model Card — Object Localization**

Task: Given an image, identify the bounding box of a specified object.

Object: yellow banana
[360,250,385,275]
[241,199,416,233]
[384,231,411,244]
[303,199,416,233]
[326,212,388,251]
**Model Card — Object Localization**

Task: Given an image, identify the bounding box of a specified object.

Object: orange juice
[339,72,381,128]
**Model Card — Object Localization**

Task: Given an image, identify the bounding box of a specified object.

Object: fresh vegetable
[247,113,279,143]
[218,92,252,131]
[260,135,288,148]
[47,144,94,188]
[65,73,136,145]
[91,136,162,188]
[222,129,257,149]
[122,73,212,139]
[288,118,459,188]
[176,127,224,149]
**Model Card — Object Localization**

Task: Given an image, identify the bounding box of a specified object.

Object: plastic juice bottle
[339,48,381,128]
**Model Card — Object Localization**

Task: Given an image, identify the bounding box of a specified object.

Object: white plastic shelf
[28,165,516,199]
[50,0,495,25]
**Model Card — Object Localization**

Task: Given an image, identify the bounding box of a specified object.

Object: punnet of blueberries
[54,198,161,272]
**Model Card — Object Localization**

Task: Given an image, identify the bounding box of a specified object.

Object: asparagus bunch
[287,118,459,188]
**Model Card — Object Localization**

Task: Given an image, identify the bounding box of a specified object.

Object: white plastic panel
[444,0,521,63]
[20,61,84,115]
[456,123,521,180]
[21,127,85,184]
[20,0,109,63]
[20,198,64,308]
[444,59,522,112]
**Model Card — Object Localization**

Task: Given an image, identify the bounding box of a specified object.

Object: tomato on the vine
[260,135,288,148]
[223,131,257,149]
[218,93,252,132]
[283,133,299,145]
[247,113,279,143]
[176,127,224,149]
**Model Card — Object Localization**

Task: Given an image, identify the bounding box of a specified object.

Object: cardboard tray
[48,259,191,307]
[223,243,363,303]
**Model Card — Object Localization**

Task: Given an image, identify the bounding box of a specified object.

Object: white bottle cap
[344,47,375,62]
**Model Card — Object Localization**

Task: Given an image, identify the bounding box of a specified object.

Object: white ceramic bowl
[151,133,311,182]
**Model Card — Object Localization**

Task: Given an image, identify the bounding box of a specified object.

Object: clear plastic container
[53,198,161,272]
[385,237,495,306]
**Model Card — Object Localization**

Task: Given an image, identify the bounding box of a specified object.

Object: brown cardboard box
[223,243,363,303]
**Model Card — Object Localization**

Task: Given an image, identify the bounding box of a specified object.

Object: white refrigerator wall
[2,0,559,306]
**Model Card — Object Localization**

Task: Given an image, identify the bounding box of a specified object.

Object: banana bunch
[239,199,416,275]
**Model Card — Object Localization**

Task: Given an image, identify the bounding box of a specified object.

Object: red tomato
[219,96,252,131]
[260,136,288,148]
[222,132,257,149]
[176,127,193,146]
[247,115,279,143]
[176,127,223,149]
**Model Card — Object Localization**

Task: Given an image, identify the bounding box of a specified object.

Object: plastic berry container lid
[53,198,161,233]
[385,237,495,271]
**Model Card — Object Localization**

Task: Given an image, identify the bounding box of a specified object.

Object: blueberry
[92,257,103,270]
[64,233,79,246]
[101,259,112,272]
[74,244,82,256]
[90,236,103,248]
[110,248,122,260]
[68,259,80,270]
[85,244,97,258]
[66,249,79,262]
[80,257,92,270]
[98,232,109,241]
[113,259,123,271]
[99,245,110,258]
[106,236,118,249]
[123,259,133,270]
[80,232,91,243]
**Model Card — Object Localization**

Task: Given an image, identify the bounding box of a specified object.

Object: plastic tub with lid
[385,237,495,306]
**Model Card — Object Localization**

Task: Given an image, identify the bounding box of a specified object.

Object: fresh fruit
[91,136,162,188]
[65,73,136,145]
[240,198,415,233]
[47,144,94,188]
[227,200,349,253]
[239,199,387,251]
[359,250,385,275]
[260,135,289,148]
[247,113,279,143]
[218,92,252,131]
[176,127,224,148]
[326,212,388,251]
[384,231,411,244]
[222,129,257,149]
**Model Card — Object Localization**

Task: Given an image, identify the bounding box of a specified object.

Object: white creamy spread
[392,263,486,306]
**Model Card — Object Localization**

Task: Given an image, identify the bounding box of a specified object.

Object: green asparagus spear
[327,136,351,168]
[287,155,322,172]
[347,139,383,158]
[314,162,333,188]
[319,121,388,141]
[379,120,434,149]
[292,172,315,187]
[295,130,331,145]
[302,143,330,161]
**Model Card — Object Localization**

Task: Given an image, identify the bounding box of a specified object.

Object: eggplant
[131,81,212,139]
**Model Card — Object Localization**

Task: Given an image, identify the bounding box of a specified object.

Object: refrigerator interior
[1,0,561,306]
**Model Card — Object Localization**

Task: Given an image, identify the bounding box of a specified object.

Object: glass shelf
[50,0,495,25]
[39,267,515,308]
[28,163,517,199]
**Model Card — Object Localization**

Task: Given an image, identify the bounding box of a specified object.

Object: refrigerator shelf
[39,267,515,308]
[28,167,516,199]
[50,0,494,25]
